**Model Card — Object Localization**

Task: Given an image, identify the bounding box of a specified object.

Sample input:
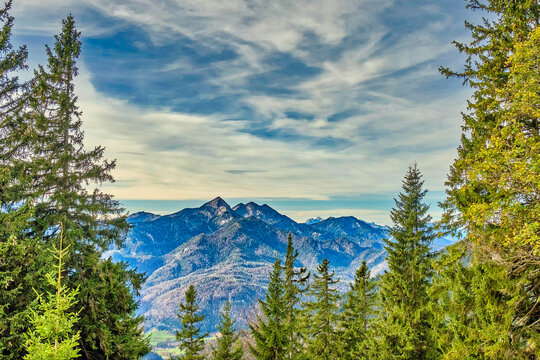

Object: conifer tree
[303,258,340,360]
[24,223,80,360]
[376,164,435,359]
[282,234,309,360]
[438,0,539,354]
[17,15,150,359]
[249,259,287,360]
[211,301,243,360]
[175,284,208,360]
[339,260,377,360]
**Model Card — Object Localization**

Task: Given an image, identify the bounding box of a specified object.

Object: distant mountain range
[106,197,455,333]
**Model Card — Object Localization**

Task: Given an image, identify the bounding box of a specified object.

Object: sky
[12,0,476,224]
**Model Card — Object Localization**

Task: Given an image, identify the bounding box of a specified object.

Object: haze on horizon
[12,0,474,224]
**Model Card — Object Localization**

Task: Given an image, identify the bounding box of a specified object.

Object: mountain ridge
[111,197,454,333]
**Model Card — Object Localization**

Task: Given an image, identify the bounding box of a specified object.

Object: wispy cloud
[12,0,472,221]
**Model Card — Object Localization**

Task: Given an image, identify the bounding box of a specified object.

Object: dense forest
[0,0,538,359]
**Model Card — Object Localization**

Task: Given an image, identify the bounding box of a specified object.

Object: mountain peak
[204,196,230,209]
[305,216,323,225]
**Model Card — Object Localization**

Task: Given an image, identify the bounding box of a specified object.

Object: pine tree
[339,260,377,360]
[18,15,150,359]
[24,222,81,360]
[282,234,309,360]
[175,284,208,360]
[303,258,340,360]
[211,301,243,360]
[249,258,287,360]
[438,0,539,355]
[376,164,436,359]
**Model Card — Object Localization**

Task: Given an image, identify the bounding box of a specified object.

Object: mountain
[305,216,323,225]
[107,197,240,273]
[111,197,454,334]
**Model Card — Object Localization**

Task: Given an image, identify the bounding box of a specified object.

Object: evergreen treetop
[24,223,81,360]
[175,284,208,360]
[376,164,435,360]
[283,234,309,360]
[339,260,377,360]
[303,258,340,360]
[249,258,287,360]
[211,300,243,360]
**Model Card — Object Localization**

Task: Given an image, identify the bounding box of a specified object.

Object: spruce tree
[211,301,243,360]
[282,234,309,360]
[376,164,435,359]
[175,284,208,360]
[249,258,287,360]
[438,0,539,354]
[339,260,377,360]
[303,258,340,360]
[18,15,150,359]
[24,222,81,360]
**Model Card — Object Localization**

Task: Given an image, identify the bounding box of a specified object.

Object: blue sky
[13,0,475,224]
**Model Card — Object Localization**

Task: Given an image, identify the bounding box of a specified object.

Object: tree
[439,0,539,355]
[20,15,150,359]
[282,234,309,360]
[0,4,48,357]
[211,301,243,360]
[24,223,80,360]
[303,258,340,360]
[339,260,377,360]
[428,241,525,359]
[175,284,208,360]
[376,164,436,359]
[0,0,30,185]
[0,198,50,359]
[249,259,287,360]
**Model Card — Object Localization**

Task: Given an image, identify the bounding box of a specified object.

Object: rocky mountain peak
[204,196,230,209]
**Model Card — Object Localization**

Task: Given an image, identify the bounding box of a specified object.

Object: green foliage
[339,260,377,360]
[0,202,50,359]
[249,258,287,360]
[303,258,340,360]
[375,164,436,359]
[24,223,80,360]
[211,301,243,360]
[438,0,540,356]
[429,242,536,359]
[175,284,208,360]
[3,14,149,359]
[282,234,309,360]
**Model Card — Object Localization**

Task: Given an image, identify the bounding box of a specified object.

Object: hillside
[107,197,449,333]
